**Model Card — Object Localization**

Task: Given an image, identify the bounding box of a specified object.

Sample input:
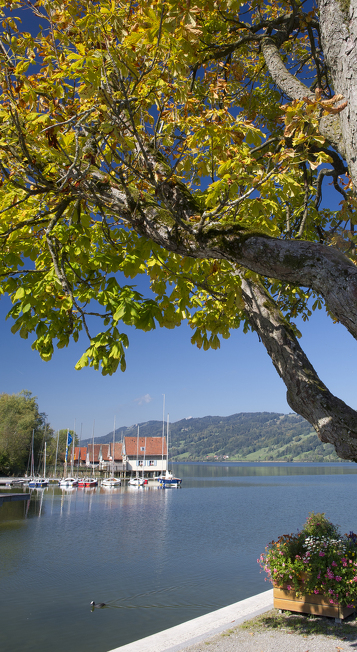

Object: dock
[0,493,30,507]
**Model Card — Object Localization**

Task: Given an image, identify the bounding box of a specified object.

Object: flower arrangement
[258,513,357,609]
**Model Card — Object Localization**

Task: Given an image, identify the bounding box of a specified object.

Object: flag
[65,431,73,461]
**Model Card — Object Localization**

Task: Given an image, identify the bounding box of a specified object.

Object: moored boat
[59,477,78,487]
[156,472,182,488]
[102,477,121,487]
[156,413,182,488]
[29,478,49,488]
[85,478,98,487]
[128,477,145,487]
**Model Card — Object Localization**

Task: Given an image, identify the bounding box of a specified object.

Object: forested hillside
[84,413,342,463]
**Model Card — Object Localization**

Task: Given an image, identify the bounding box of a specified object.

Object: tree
[0,391,49,475]
[1,0,357,459]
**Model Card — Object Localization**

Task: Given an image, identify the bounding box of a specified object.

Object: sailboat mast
[92,420,95,474]
[143,437,146,481]
[54,430,60,478]
[44,441,46,479]
[112,416,116,476]
[167,414,169,474]
[71,419,76,476]
[162,394,165,476]
[64,429,69,478]
[31,429,34,478]
[136,425,139,477]
[78,423,82,475]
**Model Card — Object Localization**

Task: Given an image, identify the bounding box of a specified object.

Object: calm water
[2,462,357,652]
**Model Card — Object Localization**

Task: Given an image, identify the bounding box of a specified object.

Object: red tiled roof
[124,436,167,457]
[100,444,110,461]
[87,444,101,463]
[111,442,123,461]
[74,447,87,462]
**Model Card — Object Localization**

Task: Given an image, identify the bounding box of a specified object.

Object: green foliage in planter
[258,513,357,608]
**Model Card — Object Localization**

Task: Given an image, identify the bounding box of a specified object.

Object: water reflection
[1,464,357,652]
[175,461,357,478]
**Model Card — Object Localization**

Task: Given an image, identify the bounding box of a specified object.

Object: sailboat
[128,425,145,486]
[29,435,49,488]
[156,414,182,488]
[102,417,121,487]
[86,421,98,486]
[59,429,79,487]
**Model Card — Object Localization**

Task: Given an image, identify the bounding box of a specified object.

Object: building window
[147,460,157,466]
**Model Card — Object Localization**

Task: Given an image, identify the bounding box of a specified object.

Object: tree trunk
[318,0,357,187]
[240,277,357,461]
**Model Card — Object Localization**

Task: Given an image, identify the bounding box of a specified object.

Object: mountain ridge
[82,412,343,463]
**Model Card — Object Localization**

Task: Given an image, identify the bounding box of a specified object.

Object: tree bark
[318,0,357,187]
[240,277,357,461]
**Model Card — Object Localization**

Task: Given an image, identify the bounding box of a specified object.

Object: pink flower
[336,576,342,581]
[330,599,334,604]
[319,552,325,557]
[286,585,292,591]
[332,561,337,567]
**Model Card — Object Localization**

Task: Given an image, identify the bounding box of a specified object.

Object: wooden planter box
[274,585,355,620]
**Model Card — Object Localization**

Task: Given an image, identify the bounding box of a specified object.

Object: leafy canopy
[0,0,351,374]
[0,390,50,474]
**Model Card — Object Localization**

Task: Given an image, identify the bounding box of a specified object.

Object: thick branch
[261,36,346,158]
[240,276,357,461]
[261,37,315,102]
[95,178,357,342]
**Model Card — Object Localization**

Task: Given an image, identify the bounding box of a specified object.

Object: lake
[1,462,357,652]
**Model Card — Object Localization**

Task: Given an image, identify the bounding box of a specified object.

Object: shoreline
[107,590,273,652]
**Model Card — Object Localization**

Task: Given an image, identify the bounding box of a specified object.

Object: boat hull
[85,479,98,487]
[29,478,49,488]
[156,475,182,488]
[102,478,121,487]
[59,477,78,487]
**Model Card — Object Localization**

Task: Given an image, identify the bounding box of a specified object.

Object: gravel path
[180,610,357,652]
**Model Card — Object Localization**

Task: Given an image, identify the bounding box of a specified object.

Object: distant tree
[0,391,50,475]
